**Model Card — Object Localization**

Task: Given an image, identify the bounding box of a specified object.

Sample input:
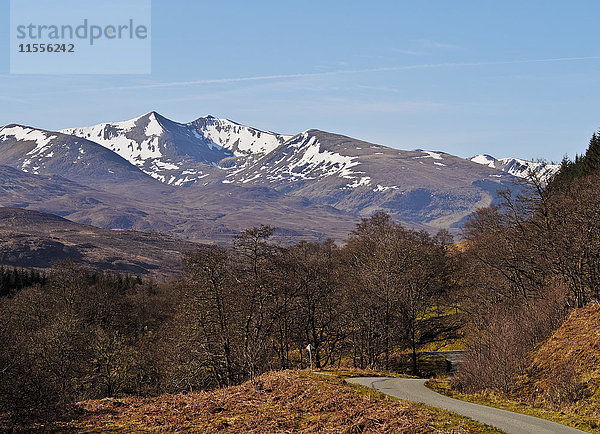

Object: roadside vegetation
[518,302,600,426]
[428,376,598,433]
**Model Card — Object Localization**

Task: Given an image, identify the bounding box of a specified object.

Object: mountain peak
[1,123,23,130]
[146,111,160,121]
[145,111,169,122]
[194,115,243,128]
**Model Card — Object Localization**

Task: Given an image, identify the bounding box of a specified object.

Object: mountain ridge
[60,112,294,186]
[469,153,559,180]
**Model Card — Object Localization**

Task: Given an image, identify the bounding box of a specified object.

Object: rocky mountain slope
[222,129,518,228]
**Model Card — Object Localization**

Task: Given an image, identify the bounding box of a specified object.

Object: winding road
[346,377,585,434]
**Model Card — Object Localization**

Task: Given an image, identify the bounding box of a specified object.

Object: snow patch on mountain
[220,130,371,189]
[0,126,61,174]
[288,134,360,179]
[145,115,164,137]
[498,157,555,178]
[373,184,399,192]
[262,133,363,183]
[0,126,57,157]
[345,176,372,188]
[470,154,496,168]
[416,150,444,160]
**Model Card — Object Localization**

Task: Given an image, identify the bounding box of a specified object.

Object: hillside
[434,301,600,432]
[0,207,198,280]
[517,302,600,423]
[0,164,358,244]
[224,129,517,228]
[0,164,184,233]
[49,371,497,433]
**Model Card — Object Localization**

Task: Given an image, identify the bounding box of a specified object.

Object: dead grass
[517,301,600,428]
[40,370,499,433]
[429,301,600,433]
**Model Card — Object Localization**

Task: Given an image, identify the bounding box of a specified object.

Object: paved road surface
[346,377,585,434]
[431,350,464,374]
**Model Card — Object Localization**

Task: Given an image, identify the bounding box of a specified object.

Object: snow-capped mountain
[220,129,520,227]
[0,112,538,240]
[224,130,365,185]
[470,154,560,180]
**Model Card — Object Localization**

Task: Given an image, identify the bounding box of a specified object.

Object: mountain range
[0,112,548,267]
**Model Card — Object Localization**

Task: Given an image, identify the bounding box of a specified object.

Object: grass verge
[427,377,599,433]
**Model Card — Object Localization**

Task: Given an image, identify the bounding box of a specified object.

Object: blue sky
[2,0,600,161]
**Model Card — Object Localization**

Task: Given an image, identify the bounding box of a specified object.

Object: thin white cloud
[296,99,450,114]
[0,95,27,104]
[30,55,600,95]
[355,84,402,93]
[112,56,600,89]
[417,39,462,50]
